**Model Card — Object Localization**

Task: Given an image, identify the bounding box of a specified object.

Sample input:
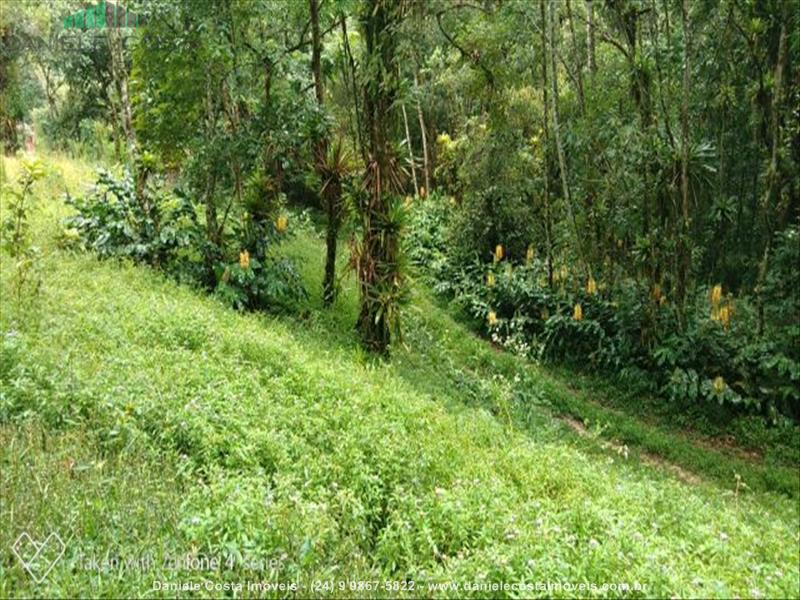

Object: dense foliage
[63,168,305,310]
[407,193,799,421]
[2,0,800,595]
[1,0,798,419]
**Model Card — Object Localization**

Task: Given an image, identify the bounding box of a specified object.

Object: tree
[355,0,406,353]
[676,0,691,320]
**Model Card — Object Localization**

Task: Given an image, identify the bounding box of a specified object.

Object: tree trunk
[108,26,136,160]
[357,0,404,354]
[538,0,553,288]
[676,0,692,321]
[202,74,221,288]
[755,18,788,335]
[401,103,419,196]
[414,72,430,196]
[108,25,146,208]
[310,0,339,305]
[586,0,596,74]
[546,0,587,275]
[565,0,586,113]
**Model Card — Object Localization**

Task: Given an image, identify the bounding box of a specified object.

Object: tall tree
[310,0,339,306]
[586,0,596,74]
[356,0,405,353]
[676,0,692,319]
[546,0,586,275]
[538,0,554,287]
[414,72,430,196]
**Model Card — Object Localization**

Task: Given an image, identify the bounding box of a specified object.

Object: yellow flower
[710,284,723,307]
[494,244,504,262]
[275,215,288,233]
[559,265,568,281]
[586,276,597,296]
[713,376,725,394]
[487,310,498,326]
[719,305,731,330]
[239,250,250,269]
[526,245,535,264]
[651,283,662,302]
[419,186,427,199]
[573,303,583,321]
[487,272,496,287]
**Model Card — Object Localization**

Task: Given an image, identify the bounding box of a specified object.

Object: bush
[406,192,800,422]
[437,121,540,266]
[65,169,199,266]
[64,169,307,312]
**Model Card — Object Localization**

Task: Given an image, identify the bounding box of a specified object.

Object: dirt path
[561,414,703,485]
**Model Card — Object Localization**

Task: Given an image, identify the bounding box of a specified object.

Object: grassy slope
[1,154,799,598]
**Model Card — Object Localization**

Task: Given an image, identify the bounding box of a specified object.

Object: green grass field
[1,153,799,598]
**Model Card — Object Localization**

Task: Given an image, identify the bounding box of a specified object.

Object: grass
[1,152,799,598]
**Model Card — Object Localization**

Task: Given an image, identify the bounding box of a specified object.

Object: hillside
[1,154,798,598]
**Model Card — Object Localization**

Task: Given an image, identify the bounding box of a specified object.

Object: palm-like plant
[319,137,353,305]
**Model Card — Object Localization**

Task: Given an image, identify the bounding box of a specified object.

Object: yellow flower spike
[573,303,583,321]
[487,311,498,326]
[487,272,496,288]
[651,283,662,302]
[275,215,288,233]
[713,376,725,394]
[560,265,568,281]
[710,284,723,307]
[586,276,597,296]
[526,245,535,264]
[419,186,427,199]
[719,305,731,330]
[494,244,504,262]
[239,250,250,270]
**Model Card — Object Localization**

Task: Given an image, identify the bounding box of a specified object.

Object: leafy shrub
[436,121,540,265]
[65,169,164,262]
[64,169,307,312]
[405,190,451,279]
[215,251,306,312]
[1,158,46,310]
[406,190,800,422]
